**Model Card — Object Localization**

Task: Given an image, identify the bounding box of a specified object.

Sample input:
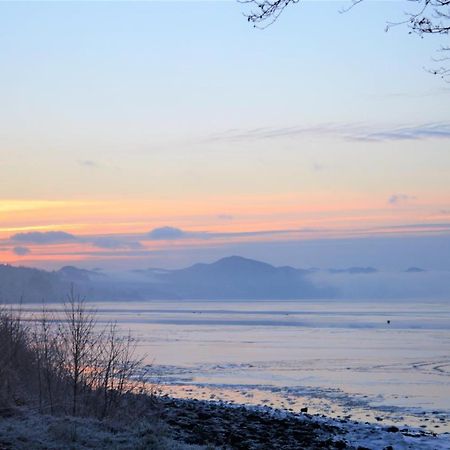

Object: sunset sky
[1,1,449,270]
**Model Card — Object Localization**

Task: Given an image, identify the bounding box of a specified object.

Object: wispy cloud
[388,194,416,206]
[312,162,326,172]
[207,122,450,144]
[13,246,31,256]
[91,237,143,250]
[359,123,450,142]
[146,226,312,242]
[378,222,450,231]
[77,160,101,168]
[147,226,190,240]
[8,231,144,251]
[11,231,78,244]
[206,124,344,142]
[217,214,234,221]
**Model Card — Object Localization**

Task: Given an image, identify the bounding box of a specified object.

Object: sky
[1,1,449,271]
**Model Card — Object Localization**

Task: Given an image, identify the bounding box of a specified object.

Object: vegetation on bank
[0,290,148,419]
[0,411,211,450]
[0,291,204,449]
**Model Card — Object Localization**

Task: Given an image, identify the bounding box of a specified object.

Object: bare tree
[241,0,450,80]
[58,288,99,416]
[97,324,148,418]
[1,291,150,419]
[0,306,31,407]
[56,290,149,418]
[31,306,66,414]
[242,0,299,27]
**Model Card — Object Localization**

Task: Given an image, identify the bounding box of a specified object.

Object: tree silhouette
[241,0,450,80]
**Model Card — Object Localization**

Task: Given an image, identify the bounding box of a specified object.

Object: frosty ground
[1,396,448,450]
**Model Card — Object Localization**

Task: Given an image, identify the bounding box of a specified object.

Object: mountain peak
[212,255,275,270]
[405,267,426,273]
[58,266,105,281]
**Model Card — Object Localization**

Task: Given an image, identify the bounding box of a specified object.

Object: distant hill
[405,267,426,273]
[0,264,65,303]
[153,256,332,299]
[0,257,333,302]
[4,256,442,303]
[0,264,171,303]
[58,265,106,282]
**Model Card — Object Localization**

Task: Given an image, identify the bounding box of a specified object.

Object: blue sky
[0,1,449,270]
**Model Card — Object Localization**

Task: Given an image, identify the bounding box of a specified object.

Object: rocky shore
[154,396,448,450]
[157,396,341,449]
[0,396,448,449]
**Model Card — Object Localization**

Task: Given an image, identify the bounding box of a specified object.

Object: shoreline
[156,395,450,449]
[157,379,450,435]
[0,394,448,449]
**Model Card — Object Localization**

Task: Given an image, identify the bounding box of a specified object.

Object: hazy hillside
[154,256,331,299]
[0,264,170,303]
[0,257,331,302]
[1,257,448,303]
[0,265,66,303]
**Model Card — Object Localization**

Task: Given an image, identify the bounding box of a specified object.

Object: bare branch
[240,0,450,80]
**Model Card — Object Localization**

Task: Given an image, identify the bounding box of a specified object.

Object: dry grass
[0,409,215,450]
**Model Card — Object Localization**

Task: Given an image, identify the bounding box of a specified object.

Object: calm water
[21,298,450,433]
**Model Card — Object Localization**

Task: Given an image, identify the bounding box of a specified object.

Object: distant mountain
[153,256,331,299]
[0,264,170,303]
[58,266,106,282]
[1,257,447,302]
[0,257,335,302]
[405,267,426,273]
[328,267,378,274]
[0,264,65,303]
